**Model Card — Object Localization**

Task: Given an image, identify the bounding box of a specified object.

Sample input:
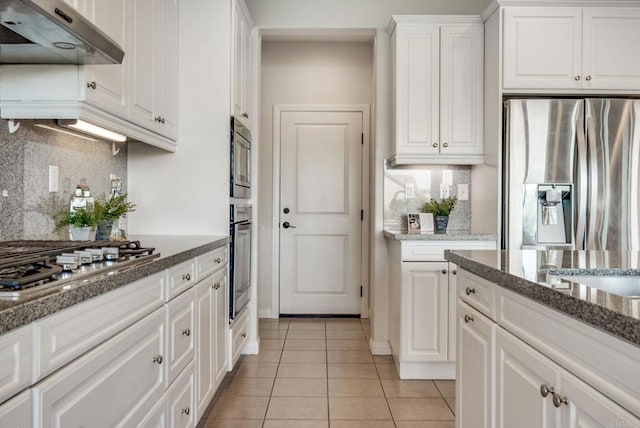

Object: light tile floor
[198,318,455,428]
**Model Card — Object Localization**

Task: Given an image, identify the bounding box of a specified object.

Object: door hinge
[360,285,363,297]
[361,133,364,145]
[361,209,364,221]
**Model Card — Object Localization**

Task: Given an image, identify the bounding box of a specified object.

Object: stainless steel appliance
[0,240,159,298]
[0,0,125,64]
[503,98,640,250]
[230,116,251,199]
[229,203,251,320]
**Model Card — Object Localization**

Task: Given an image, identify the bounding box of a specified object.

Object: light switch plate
[48,165,59,193]
[458,183,469,200]
[405,183,415,199]
[442,170,453,186]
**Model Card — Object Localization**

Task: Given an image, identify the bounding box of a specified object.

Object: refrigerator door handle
[575,104,587,250]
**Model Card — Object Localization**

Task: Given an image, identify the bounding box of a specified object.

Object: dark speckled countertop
[445,250,640,347]
[0,235,228,336]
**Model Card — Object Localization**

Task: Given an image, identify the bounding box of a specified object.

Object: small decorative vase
[69,225,93,241]
[434,215,449,234]
[95,221,113,240]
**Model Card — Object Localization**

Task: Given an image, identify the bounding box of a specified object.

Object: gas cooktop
[0,240,160,298]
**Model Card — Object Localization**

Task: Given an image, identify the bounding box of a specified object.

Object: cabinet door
[232,0,253,129]
[447,263,458,362]
[457,301,494,428]
[582,8,640,90]
[0,325,31,405]
[495,327,559,428]
[503,7,582,89]
[138,395,168,428]
[213,269,229,388]
[83,0,128,118]
[241,18,253,129]
[560,370,639,428]
[394,24,440,156]
[440,24,483,156]
[194,280,214,420]
[168,362,195,428]
[157,0,179,139]
[0,390,31,428]
[34,309,166,428]
[402,261,448,361]
[167,288,196,386]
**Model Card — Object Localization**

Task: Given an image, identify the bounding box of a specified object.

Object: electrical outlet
[440,183,450,199]
[405,183,415,199]
[2,190,8,197]
[458,183,469,201]
[48,165,59,193]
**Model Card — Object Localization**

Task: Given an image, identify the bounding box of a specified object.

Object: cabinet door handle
[153,355,164,365]
[181,328,191,337]
[552,393,568,408]
[213,282,221,290]
[441,269,447,275]
[452,270,457,275]
[465,287,476,296]
[464,314,474,323]
[181,407,191,415]
[160,117,166,124]
[432,143,439,148]
[182,273,191,281]
[540,384,554,398]
[214,257,222,263]
[574,75,581,81]
[242,112,249,118]
[241,332,247,338]
[442,143,449,148]
[87,81,97,89]
[585,75,592,81]
[155,116,162,122]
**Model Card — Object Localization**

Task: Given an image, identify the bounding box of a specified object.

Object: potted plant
[423,196,457,234]
[55,208,97,241]
[93,193,136,240]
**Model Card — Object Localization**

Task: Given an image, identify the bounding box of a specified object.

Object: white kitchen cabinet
[389,17,483,165]
[168,362,195,428]
[166,288,196,386]
[167,258,196,302]
[231,0,254,130]
[0,390,31,428]
[213,269,229,388]
[0,325,31,405]
[129,0,179,140]
[33,308,166,428]
[229,307,249,370]
[138,395,168,428]
[503,7,640,91]
[456,301,494,428]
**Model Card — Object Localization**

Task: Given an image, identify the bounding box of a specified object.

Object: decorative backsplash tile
[384,162,471,232]
[0,120,127,240]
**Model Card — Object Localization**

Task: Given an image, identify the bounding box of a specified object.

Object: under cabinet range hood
[0,0,124,64]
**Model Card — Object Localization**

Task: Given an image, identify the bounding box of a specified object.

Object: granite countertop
[0,234,229,336]
[445,249,640,347]
[384,229,497,241]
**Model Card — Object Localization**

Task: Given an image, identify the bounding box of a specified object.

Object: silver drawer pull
[153,355,163,365]
[432,142,438,148]
[441,269,447,275]
[182,328,191,337]
[464,314,474,323]
[552,393,568,408]
[87,81,97,89]
[442,143,449,148]
[214,257,222,263]
[452,270,457,275]
[242,112,249,118]
[574,75,581,81]
[213,282,221,290]
[540,384,554,398]
[585,75,592,81]
[181,407,190,415]
[241,332,247,338]
[182,273,191,281]
[465,287,476,296]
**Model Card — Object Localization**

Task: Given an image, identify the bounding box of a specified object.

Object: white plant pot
[69,226,94,241]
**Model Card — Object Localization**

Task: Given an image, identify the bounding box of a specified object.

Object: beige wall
[258,41,374,316]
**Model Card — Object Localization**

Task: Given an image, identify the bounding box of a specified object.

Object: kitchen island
[445,249,640,427]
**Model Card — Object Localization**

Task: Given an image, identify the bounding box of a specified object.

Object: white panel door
[129,0,157,131]
[213,271,228,388]
[0,390,31,428]
[194,280,213,420]
[280,110,363,314]
[158,0,179,139]
[582,8,640,90]
[503,7,582,89]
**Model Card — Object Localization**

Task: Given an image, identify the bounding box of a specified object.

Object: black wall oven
[229,203,251,320]
[230,116,251,199]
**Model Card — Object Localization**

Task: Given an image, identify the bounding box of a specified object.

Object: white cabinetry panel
[166,288,196,386]
[0,389,31,428]
[0,325,31,405]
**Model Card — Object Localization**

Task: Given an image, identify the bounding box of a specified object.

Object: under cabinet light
[34,122,99,142]
[57,119,127,142]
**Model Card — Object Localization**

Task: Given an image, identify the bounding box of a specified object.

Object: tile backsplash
[384,163,471,231]
[0,119,127,240]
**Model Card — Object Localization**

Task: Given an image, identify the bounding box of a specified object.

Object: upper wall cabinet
[503,7,640,91]
[0,0,179,151]
[389,17,484,165]
[231,0,254,131]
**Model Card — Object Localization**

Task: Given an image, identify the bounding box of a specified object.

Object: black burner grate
[0,256,63,290]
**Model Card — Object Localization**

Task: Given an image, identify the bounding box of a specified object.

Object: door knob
[282,222,296,229]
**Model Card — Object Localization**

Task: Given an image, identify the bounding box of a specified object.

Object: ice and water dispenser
[536,185,572,245]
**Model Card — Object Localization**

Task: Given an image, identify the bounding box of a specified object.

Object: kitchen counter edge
[444,250,640,347]
[0,235,229,336]
[384,230,497,241]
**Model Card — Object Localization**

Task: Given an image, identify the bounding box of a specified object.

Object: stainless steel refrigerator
[503,98,640,250]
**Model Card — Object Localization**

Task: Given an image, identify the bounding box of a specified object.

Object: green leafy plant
[93,193,136,225]
[422,196,458,216]
[54,208,97,231]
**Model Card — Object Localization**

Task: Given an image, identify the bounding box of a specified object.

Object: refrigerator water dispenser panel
[536,184,572,245]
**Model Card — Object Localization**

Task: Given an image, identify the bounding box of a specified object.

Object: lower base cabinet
[168,362,195,428]
[0,390,31,428]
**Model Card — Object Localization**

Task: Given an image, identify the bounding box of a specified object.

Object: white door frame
[271,104,371,317]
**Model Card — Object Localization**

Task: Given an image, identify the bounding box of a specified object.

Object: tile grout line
[260,320,288,428]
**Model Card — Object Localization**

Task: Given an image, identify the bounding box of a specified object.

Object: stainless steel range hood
[0,0,124,64]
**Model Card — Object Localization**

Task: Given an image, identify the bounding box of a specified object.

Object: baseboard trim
[258,308,274,319]
[242,339,259,355]
[397,361,455,380]
[369,339,392,355]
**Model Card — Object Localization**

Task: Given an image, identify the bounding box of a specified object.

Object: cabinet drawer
[0,325,32,405]
[167,288,195,386]
[168,362,195,428]
[229,309,249,370]
[457,270,496,320]
[34,272,164,382]
[196,246,228,282]
[167,259,196,301]
[34,308,166,428]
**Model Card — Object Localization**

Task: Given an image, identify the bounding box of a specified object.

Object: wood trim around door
[271,104,371,318]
